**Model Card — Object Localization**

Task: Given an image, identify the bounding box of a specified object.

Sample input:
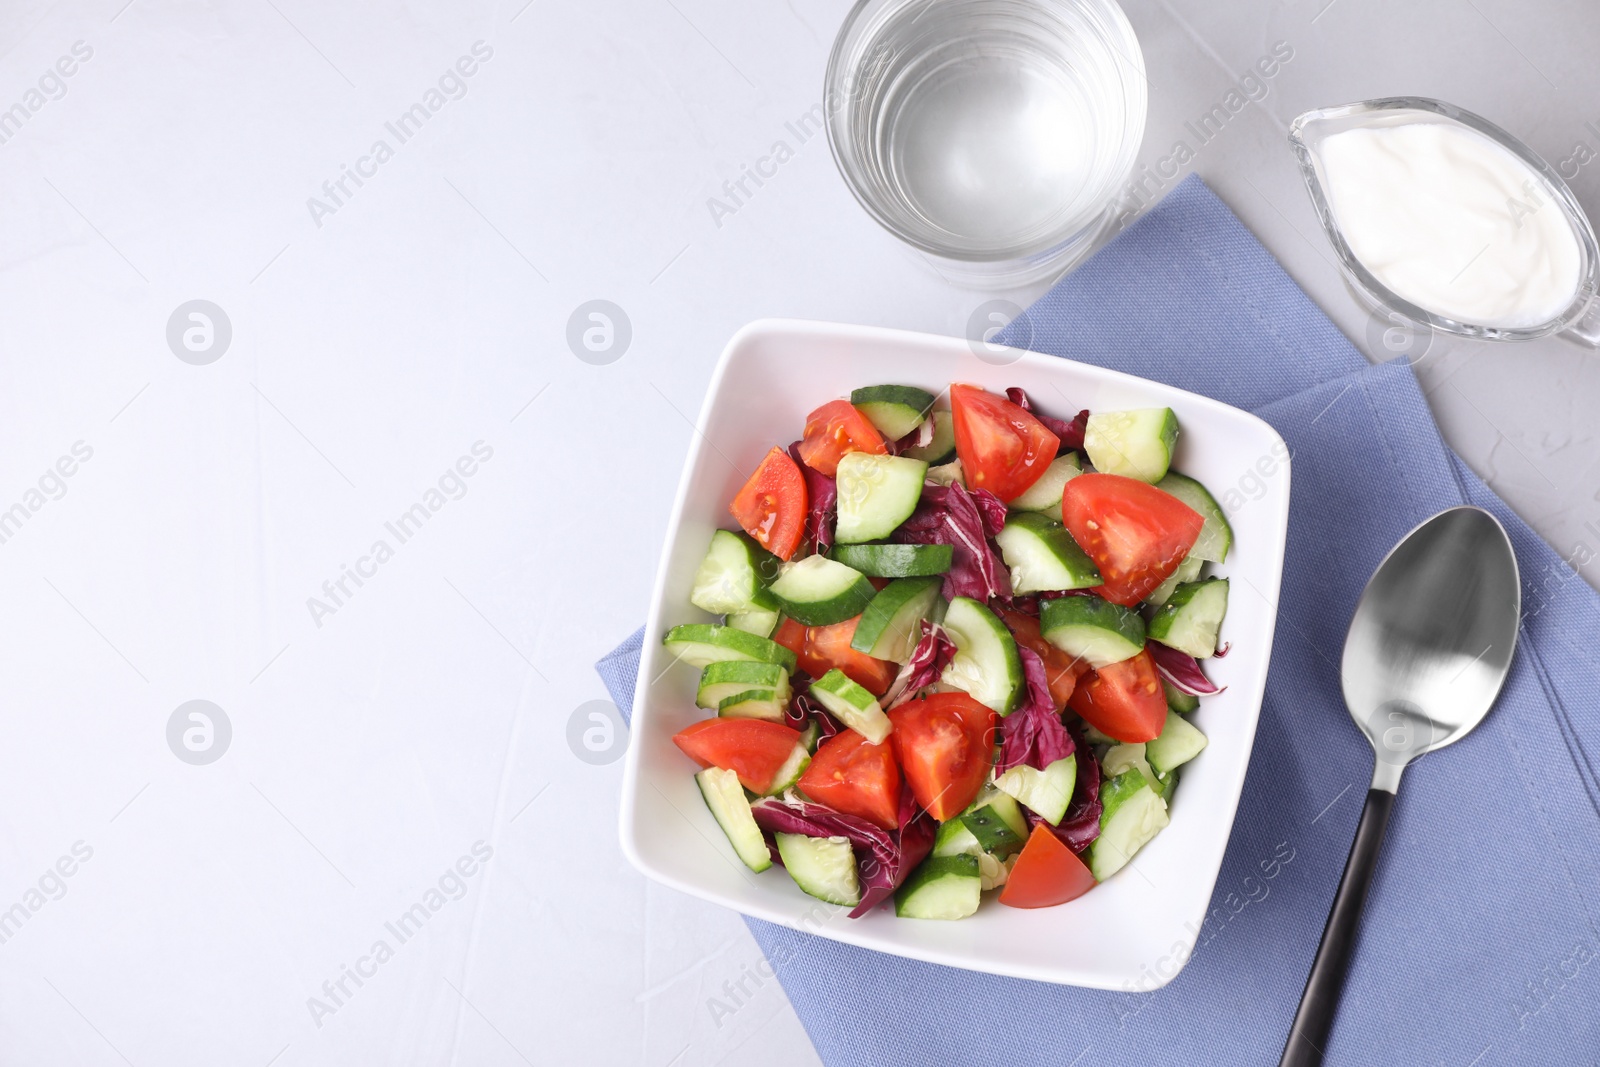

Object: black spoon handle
[1279,787,1397,1067]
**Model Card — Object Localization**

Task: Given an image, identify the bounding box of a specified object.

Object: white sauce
[1316,119,1581,327]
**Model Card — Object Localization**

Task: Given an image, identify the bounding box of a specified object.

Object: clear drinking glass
[825,0,1147,288]
[1289,97,1600,345]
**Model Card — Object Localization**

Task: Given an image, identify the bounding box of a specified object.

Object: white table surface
[1,1,1596,1064]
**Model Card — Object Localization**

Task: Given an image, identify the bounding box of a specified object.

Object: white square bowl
[619,319,1291,989]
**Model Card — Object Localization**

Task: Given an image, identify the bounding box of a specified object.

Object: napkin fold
[598,176,1600,1065]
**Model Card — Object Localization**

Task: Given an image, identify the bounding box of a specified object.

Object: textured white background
[0,1,1595,1065]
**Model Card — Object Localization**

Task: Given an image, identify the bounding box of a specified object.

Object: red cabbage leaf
[1005,387,1088,451]
[896,482,1010,603]
[750,787,934,918]
[1035,723,1103,853]
[995,645,1076,775]
[882,621,957,709]
[1147,641,1225,696]
[787,441,836,552]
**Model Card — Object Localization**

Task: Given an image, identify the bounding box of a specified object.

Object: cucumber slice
[717,688,790,723]
[961,798,1027,857]
[1145,554,1204,609]
[995,755,1077,825]
[727,607,780,638]
[1086,771,1170,881]
[1009,454,1082,513]
[995,513,1101,594]
[1101,742,1161,793]
[762,742,813,795]
[895,854,980,920]
[902,409,955,465]
[689,530,780,615]
[1084,408,1179,483]
[1164,679,1200,713]
[940,596,1023,715]
[932,817,981,859]
[662,624,797,671]
[851,385,936,440]
[696,767,772,872]
[926,460,965,488]
[834,453,929,543]
[850,577,943,662]
[696,661,790,709]
[775,833,860,906]
[932,786,1028,859]
[1146,708,1208,772]
[1156,472,1233,562]
[831,542,953,577]
[768,556,875,626]
[808,669,893,744]
[798,719,822,754]
[1147,578,1229,658]
[1081,721,1119,747]
[1039,596,1146,668]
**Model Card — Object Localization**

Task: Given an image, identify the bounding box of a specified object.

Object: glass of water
[825,0,1146,287]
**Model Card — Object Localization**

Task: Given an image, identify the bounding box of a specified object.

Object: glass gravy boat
[1289,97,1600,346]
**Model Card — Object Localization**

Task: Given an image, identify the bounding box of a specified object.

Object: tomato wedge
[999,824,1098,908]
[796,399,887,477]
[773,617,895,696]
[997,607,1087,710]
[1061,473,1203,606]
[887,693,996,821]
[673,718,805,794]
[729,447,808,561]
[949,384,1060,502]
[798,729,901,830]
[1068,648,1167,743]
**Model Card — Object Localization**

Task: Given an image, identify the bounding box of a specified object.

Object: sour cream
[1316,119,1582,327]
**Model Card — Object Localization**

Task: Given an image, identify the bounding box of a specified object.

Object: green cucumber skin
[1147,578,1229,658]
[834,453,928,544]
[1038,595,1146,668]
[1009,454,1082,513]
[1156,471,1233,563]
[1145,554,1204,609]
[768,557,876,626]
[961,804,1025,857]
[662,624,797,672]
[849,577,943,661]
[851,385,937,441]
[831,543,954,578]
[895,854,981,920]
[689,530,781,615]
[775,833,861,906]
[696,768,773,873]
[1085,408,1179,484]
[1164,680,1200,713]
[902,409,956,465]
[809,669,892,744]
[1145,708,1208,772]
[996,512,1102,594]
[1087,771,1170,881]
[940,596,1023,715]
[727,607,780,638]
[995,756,1077,826]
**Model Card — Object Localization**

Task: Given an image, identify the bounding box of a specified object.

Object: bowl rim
[618,318,1292,988]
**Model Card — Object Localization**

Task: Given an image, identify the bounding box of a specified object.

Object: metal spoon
[1280,506,1521,1066]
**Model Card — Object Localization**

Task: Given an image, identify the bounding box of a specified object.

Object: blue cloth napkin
[597,176,1600,1066]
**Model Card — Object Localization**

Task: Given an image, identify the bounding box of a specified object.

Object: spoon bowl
[1342,506,1522,788]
